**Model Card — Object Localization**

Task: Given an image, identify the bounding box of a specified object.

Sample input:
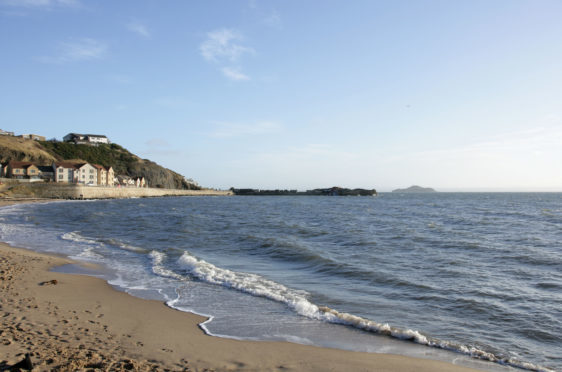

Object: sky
[1,0,561,191]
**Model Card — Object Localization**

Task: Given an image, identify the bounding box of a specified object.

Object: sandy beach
[0,200,482,372]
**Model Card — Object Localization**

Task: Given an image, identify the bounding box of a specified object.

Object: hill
[0,136,199,190]
[392,185,436,193]
[0,136,57,164]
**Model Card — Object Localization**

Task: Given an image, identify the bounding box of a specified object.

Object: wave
[150,251,188,281]
[61,231,100,246]
[61,231,104,260]
[61,231,149,254]
[239,235,383,282]
[176,251,554,372]
[240,234,335,268]
[101,238,149,253]
[74,246,104,260]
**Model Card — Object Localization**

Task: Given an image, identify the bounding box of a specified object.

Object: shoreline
[0,183,232,200]
[0,243,485,372]
[0,198,487,371]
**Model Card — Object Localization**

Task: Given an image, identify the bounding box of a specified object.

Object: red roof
[55,162,80,169]
[8,161,35,169]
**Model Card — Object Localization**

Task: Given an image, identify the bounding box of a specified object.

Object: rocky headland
[231,186,377,196]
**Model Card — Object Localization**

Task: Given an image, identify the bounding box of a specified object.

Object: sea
[0,193,560,371]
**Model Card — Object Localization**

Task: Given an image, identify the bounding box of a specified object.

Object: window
[59,174,63,179]
[90,169,94,173]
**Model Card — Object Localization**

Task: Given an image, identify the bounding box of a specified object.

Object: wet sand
[0,199,483,371]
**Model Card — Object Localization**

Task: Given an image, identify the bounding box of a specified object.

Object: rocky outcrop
[125,160,196,190]
[231,186,377,196]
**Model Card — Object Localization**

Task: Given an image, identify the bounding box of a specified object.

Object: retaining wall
[16,184,232,199]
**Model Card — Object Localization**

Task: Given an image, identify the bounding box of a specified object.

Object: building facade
[85,134,109,144]
[4,160,143,187]
[76,163,98,185]
[6,161,40,179]
[107,167,115,186]
[54,162,78,183]
[63,133,110,145]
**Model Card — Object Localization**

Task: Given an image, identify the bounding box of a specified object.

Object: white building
[63,133,110,145]
[76,163,98,185]
[53,162,78,183]
[53,162,98,184]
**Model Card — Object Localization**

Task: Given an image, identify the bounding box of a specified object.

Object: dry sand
[0,199,483,371]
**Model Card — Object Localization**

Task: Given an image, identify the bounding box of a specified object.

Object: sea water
[0,193,560,371]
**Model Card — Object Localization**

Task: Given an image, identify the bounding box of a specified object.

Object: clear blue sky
[1,0,561,191]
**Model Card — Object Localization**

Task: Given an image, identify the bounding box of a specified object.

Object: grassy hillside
[0,136,199,190]
[39,142,138,175]
[0,136,57,164]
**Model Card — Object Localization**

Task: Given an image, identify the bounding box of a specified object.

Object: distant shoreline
[231,186,377,196]
[1,183,232,200]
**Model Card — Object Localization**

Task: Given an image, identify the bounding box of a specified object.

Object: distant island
[231,186,377,196]
[392,185,436,193]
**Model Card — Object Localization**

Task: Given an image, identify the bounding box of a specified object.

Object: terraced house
[76,163,98,185]
[4,160,139,187]
[6,161,40,179]
[54,162,79,183]
[92,164,115,186]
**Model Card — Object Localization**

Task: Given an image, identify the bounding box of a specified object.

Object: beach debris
[3,353,33,371]
[39,279,58,286]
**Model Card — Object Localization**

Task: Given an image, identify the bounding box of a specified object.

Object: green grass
[39,142,137,175]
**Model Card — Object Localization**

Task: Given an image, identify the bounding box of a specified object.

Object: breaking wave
[102,238,149,253]
[150,251,187,281]
[4,194,560,371]
[61,231,148,254]
[61,231,99,246]
[175,251,554,372]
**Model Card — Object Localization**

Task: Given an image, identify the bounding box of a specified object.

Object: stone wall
[11,183,232,199]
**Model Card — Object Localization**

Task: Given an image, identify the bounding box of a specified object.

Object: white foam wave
[177,252,424,337]
[149,251,187,281]
[61,231,99,245]
[0,222,18,240]
[104,238,148,253]
[61,232,148,255]
[61,231,105,260]
[178,252,318,317]
[177,251,554,372]
[73,246,104,260]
